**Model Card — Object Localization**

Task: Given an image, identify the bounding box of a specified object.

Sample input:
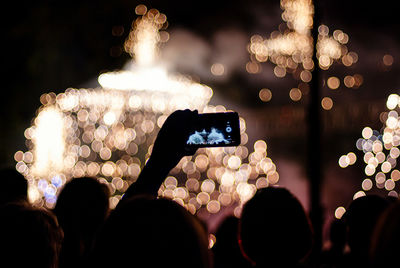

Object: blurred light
[207,200,221,213]
[300,70,312,82]
[256,177,269,189]
[362,127,373,139]
[383,54,394,66]
[387,94,400,110]
[135,4,147,15]
[289,88,302,101]
[391,169,400,181]
[267,171,279,184]
[353,191,366,200]
[340,93,400,207]
[338,155,350,168]
[259,88,272,102]
[208,234,216,249]
[353,74,363,88]
[17,6,279,213]
[248,0,357,104]
[246,61,261,74]
[334,206,346,219]
[211,63,225,76]
[321,97,333,110]
[327,76,340,90]
[362,179,373,191]
[347,152,357,165]
[343,75,355,88]
[274,66,286,77]
[385,179,395,191]
[31,106,66,178]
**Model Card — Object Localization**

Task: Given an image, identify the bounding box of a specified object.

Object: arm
[121,109,198,200]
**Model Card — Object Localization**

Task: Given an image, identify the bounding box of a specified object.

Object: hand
[149,109,198,170]
[121,109,199,200]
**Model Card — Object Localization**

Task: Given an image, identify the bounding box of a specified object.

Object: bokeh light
[16,6,279,216]
[247,0,359,106]
[327,76,340,90]
[334,206,346,219]
[259,88,272,102]
[289,88,302,101]
[211,63,225,76]
[383,54,394,66]
[336,93,400,215]
[321,97,333,110]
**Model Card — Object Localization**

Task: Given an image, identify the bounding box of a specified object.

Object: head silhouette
[343,195,389,262]
[239,187,313,267]
[0,201,63,268]
[53,176,110,267]
[370,199,400,267]
[90,195,211,268]
[212,215,252,268]
[0,168,28,205]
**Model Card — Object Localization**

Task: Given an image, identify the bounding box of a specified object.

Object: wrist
[147,152,180,173]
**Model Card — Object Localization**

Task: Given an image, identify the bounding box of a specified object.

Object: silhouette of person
[369,199,400,268]
[0,167,28,205]
[90,195,210,268]
[238,186,313,268]
[212,215,252,268]
[341,194,389,268]
[53,176,110,268]
[89,109,211,268]
[0,200,63,268]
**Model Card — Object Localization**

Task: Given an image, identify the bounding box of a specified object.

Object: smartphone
[185,112,241,148]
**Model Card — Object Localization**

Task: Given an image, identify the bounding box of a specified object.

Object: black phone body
[185,112,241,148]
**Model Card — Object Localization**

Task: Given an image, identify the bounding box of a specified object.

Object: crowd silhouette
[1,109,400,268]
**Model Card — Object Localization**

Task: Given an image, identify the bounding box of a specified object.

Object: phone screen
[185,112,241,148]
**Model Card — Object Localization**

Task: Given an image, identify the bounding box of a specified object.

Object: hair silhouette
[239,186,313,267]
[0,201,63,268]
[90,195,211,268]
[53,176,110,268]
[342,194,389,267]
[369,199,400,267]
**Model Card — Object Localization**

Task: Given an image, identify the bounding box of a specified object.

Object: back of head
[239,187,313,266]
[370,199,400,267]
[213,216,240,255]
[213,215,252,268]
[53,177,110,268]
[54,177,110,234]
[0,201,63,268]
[90,195,210,268]
[0,168,28,205]
[343,195,389,259]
